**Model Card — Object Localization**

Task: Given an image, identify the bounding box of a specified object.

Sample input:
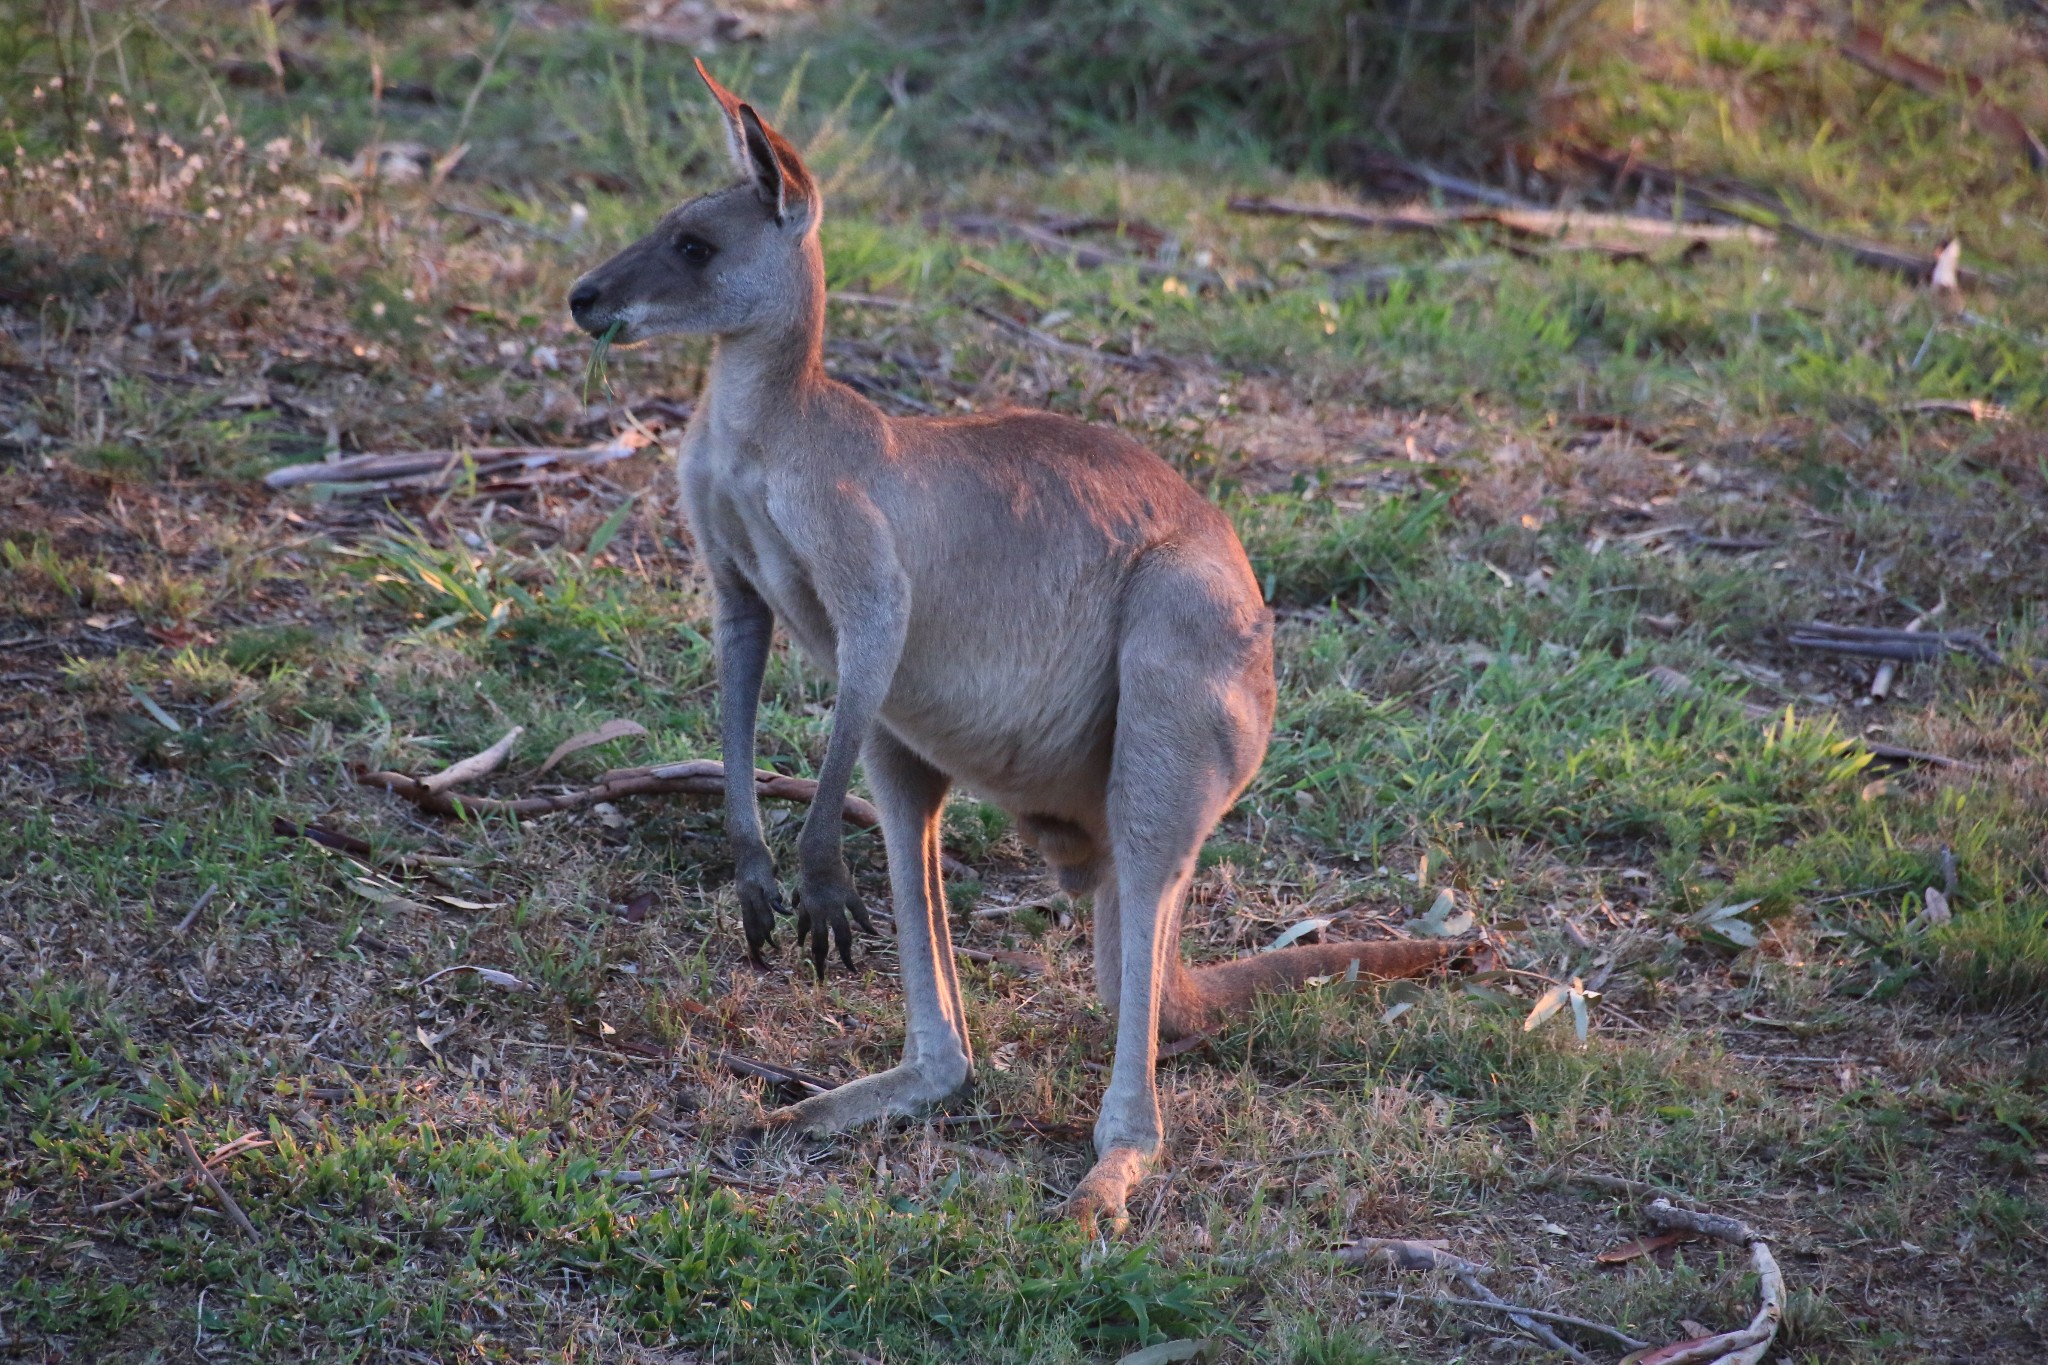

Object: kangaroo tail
[1158,938,1464,1041]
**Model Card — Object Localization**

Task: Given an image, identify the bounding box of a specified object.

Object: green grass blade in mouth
[583,319,623,407]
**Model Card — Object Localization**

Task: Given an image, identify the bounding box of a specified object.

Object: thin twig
[176,1130,258,1241]
[501,1037,835,1094]
[1546,1166,1699,1208]
[90,1133,271,1214]
[1787,620,2004,667]
[172,883,218,937]
[593,1163,775,1194]
[1358,1289,1648,1351]
[969,304,1158,372]
[1339,1239,1595,1363]
[947,214,1224,289]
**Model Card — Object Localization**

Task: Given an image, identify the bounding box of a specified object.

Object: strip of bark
[420,726,524,795]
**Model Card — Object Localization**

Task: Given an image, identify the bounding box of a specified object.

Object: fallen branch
[176,1129,259,1241]
[1339,1238,1596,1363]
[1227,195,1771,249]
[1645,1197,1763,1246]
[1357,1289,1648,1351]
[1787,621,2004,668]
[1561,145,2010,286]
[356,756,884,828]
[262,433,650,492]
[1841,26,2047,171]
[1639,1199,1785,1365]
[1545,1166,1700,1208]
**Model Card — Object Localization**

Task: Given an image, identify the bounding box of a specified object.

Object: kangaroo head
[568,59,820,345]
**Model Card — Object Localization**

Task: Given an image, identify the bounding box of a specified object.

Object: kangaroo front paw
[734,856,786,966]
[1065,1147,1155,1236]
[793,873,874,977]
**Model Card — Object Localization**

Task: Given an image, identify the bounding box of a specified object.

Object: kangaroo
[567,61,1463,1229]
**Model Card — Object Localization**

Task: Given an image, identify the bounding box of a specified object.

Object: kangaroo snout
[567,277,611,337]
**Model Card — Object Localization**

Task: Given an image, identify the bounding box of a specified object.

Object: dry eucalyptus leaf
[1265,916,1332,952]
[1523,983,1571,1032]
[537,718,648,775]
[419,964,531,993]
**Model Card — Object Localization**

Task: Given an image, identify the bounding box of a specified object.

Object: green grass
[4,0,2048,1360]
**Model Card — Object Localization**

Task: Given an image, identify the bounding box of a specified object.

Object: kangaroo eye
[676,234,715,265]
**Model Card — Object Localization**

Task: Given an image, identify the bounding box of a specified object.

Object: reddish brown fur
[1159,939,1463,1039]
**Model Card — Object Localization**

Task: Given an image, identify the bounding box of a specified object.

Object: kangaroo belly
[879,611,1119,812]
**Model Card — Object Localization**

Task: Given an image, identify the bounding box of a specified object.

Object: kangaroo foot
[1065,1146,1155,1236]
[766,1057,970,1136]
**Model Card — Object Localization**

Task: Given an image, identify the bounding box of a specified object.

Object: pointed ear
[694,57,817,228]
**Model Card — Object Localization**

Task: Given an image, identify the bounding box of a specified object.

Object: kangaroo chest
[678,434,839,676]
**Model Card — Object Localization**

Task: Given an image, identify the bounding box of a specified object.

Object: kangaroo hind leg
[769,728,972,1135]
[1067,551,1273,1232]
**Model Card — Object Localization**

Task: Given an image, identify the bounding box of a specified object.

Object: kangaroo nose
[568,281,601,315]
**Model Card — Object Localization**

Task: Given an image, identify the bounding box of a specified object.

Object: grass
[4,0,2048,1360]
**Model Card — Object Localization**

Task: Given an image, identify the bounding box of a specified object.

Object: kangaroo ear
[695,57,816,228]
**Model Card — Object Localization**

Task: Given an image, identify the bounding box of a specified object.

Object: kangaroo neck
[702,274,827,440]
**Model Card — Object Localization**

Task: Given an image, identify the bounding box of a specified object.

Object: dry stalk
[176,1129,259,1241]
